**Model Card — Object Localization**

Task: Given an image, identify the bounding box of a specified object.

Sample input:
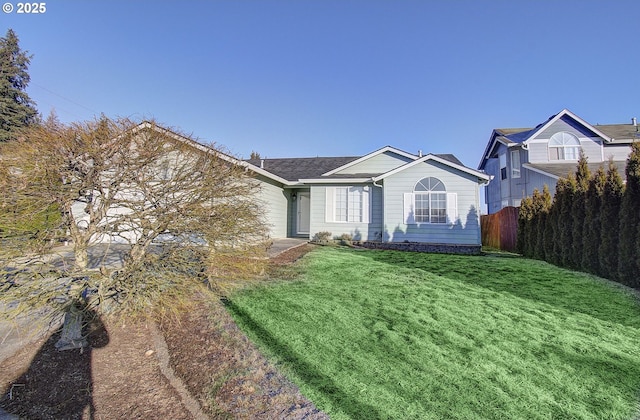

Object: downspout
[372,178,384,242]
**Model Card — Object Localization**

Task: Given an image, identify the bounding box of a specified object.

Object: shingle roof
[594,124,640,143]
[245,156,359,181]
[495,123,640,144]
[434,154,464,166]
[246,153,467,182]
[525,161,628,181]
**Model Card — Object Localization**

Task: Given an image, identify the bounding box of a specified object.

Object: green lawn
[226,247,640,420]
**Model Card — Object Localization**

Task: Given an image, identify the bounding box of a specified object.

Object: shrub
[312,231,332,244]
[599,160,623,281]
[618,142,640,287]
[338,233,353,245]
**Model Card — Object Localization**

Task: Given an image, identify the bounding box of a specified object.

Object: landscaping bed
[0,243,323,419]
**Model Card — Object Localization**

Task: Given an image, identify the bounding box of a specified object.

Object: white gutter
[298,178,371,184]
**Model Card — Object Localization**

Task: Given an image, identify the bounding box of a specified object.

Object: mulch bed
[0,243,326,419]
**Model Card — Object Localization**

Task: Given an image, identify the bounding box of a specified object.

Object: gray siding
[603,144,632,161]
[484,144,506,214]
[382,161,482,245]
[529,118,604,164]
[308,183,383,241]
[484,156,501,214]
[536,117,594,139]
[255,175,288,238]
[334,151,413,175]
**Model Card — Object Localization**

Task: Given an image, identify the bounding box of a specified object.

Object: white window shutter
[362,187,370,223]
[403,193,416,225]
[446,193,458,224]
[325,187,335,223]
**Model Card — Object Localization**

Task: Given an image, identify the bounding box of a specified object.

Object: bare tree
[0,116,269,346]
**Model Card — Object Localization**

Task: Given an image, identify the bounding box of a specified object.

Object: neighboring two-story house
[478,109,639,214]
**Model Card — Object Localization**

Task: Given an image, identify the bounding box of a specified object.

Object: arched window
[414,177,446,223]
[549,132,580,161]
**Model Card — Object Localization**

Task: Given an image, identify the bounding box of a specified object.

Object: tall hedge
[559,174,577,268]
[533,185,552,260]
[618,142,640,287]
[571,153,590,268]
[548,179,565,266]
[599,160,624,281]
[517,195,534,256]
[543,192,558,262]
[582,166,606,275]
[515,154,636,288]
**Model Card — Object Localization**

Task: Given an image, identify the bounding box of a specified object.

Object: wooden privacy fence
[481,206,519,252]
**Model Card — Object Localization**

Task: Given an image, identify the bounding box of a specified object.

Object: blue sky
[3,0,639,170]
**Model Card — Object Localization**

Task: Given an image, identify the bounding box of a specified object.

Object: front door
[297,192,311,235]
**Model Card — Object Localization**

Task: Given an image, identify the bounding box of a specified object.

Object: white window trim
[325,186,370,223]
[549,132,581,161]
[499,153,508,180]
[404,192,458,225]
[511,149,521,179]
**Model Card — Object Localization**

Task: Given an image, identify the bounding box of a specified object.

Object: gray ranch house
[246,146,490,251]
[73,123,489,252]
[478,109,639,214]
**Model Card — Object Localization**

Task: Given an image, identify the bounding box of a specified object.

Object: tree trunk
[129,241,149,265]
[75,245,89,269]
[55,305,87,351]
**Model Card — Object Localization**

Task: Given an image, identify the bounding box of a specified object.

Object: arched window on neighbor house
[549,132,581,161]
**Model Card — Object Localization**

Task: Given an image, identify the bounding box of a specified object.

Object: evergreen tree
[618,142,640,287]
[527,189,542,258]
[599,160,624,281]
[571,152,590,268]
[582,166,606,275]
[517,195,533,256]
[533,185,552,260]
[543,189,558,262]
[0,29,38,142]
[559,174,577,268]
[551,178,568,267]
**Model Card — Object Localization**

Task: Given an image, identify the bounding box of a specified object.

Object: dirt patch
[0,243,326,419]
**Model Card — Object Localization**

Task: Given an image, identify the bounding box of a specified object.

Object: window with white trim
[549,132,580,161]
[403,177,457,225]
[511,149,521,178]
[335,187,363,222]
[325,186,370,223]
[499,153,507,180]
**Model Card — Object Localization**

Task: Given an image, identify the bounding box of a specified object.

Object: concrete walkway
[267,238,308,258]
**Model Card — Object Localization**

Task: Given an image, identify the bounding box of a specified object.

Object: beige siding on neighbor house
[604,144,633,161]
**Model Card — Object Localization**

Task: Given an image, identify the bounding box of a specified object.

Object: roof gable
[526,109,612,143]
[322,146,417,176]
[478,109,619,170]
[376,153,490,184]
